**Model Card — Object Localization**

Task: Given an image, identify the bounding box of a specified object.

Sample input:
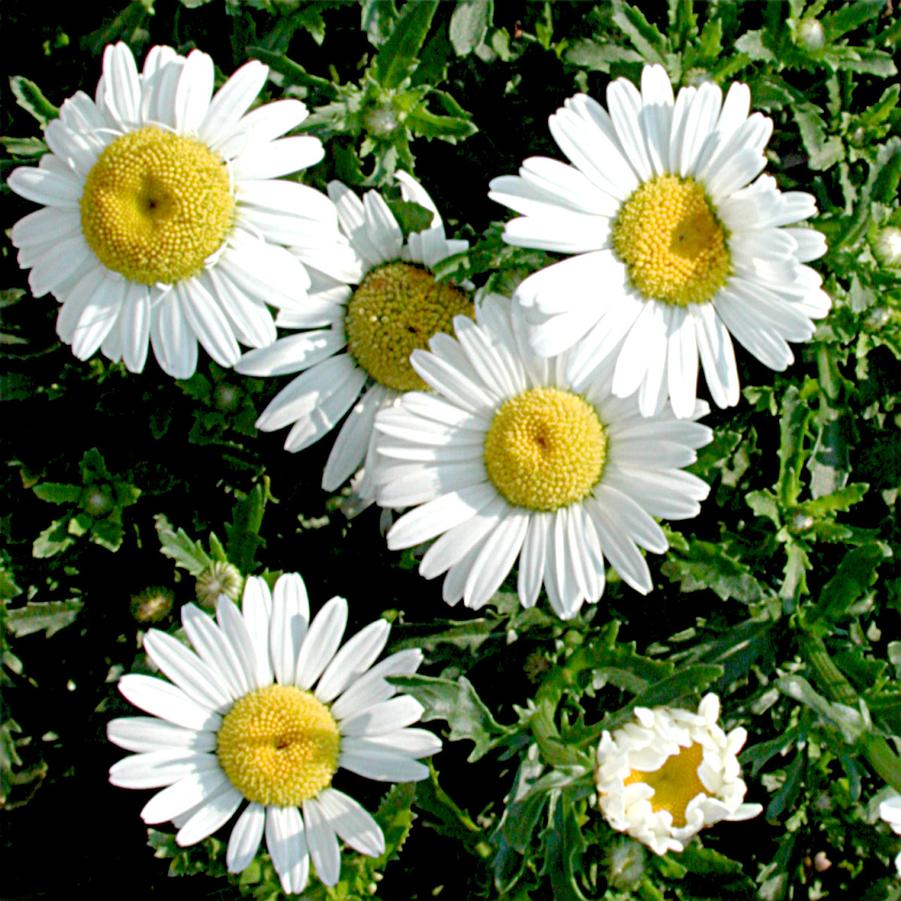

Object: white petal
[233,136,324,180]
[109,748,217,789]
[177,280,240,368]
[316,619,390,703]
[181,604,250,699]
[314,788,384,857]
[302,798,341,886]
[270,572,310,685]
[141,767,230,824]
[174,50,214,134]
[151,294,198,379]
[200,60,268,147]
[118,674,222,732]
[338,741,430,782]
[241,577,275,687]
[330,649,424,721]
[266,806,309,895]
[176,782,244,846]
[296,596,348,690]
[107,716,215,754]
[339,695,424,737]
[227,802,266,873]
[386,482,498,548]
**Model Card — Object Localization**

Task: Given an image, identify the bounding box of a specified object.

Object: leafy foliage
[0,0,899,899]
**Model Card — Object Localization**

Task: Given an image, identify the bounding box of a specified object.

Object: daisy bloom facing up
[236,173,471,498]
[489,64,830,418]
[9,42,345,378]
[595,694,762,854]
[373,295,711,619]
[878,793,901,877]
[108,573,440,894]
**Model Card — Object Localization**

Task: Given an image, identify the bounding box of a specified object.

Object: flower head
[595,694,762,854]
[9,42,345,378]
[109,573,439,894]
[489,65,830,418]
[373,295,711,619]
[236,172,471,499]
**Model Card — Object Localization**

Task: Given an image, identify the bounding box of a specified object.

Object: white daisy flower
[8,42,346,378]
[489,64,831,418]
[372,295,711,619]
[108,573,440,894]
[595,693,762,855]
[236,172,471,498]
[879,793,901,877]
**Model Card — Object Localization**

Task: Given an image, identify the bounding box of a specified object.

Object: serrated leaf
[777,383,815,507]
[791,103,844,171]
[390,674,512,762]
[821,0,881,39]
[247,47,337,97]
[0,136,47,157]
[610,0,669,63]
[32,519,75,558]
[806,542,890,624]
[735,29,775,61]
[798,483,868,517]
[361,0,399,47]
[564,38,643,71]
[91,518,124,552]
[778,674,867,743]
[541,791,589,901]
[9,77,58,124]
[374,781,415,864]
[154,514,212,577]
[225,484,266,573]
[5,599,83,638]
[406,104,477,141]
[628,664,724,710]
[449,0,492,57]
[32,482,82,505]
[765,750,806,820]
[373,0,439,90]
[660,539,766,602]
[386,199,435,237]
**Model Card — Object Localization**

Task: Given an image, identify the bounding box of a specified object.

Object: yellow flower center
[345,262,472,392]
[624,741,707,827]
[483,387,607,512]
[80,126,234,285]
[216,684,340,806]
[611,175,731,307]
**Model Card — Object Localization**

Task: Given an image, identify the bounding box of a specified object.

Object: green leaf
[821,0,881,39]
[449,0,492,56]
[373,0,439,90]
[541,790,589,901]
[735,29,775,62]
[361,0,399,47]
[91,518,124,552]
[791,102,844,171]
[246,47,338,97]
[0,136,47,157]
[797,483,868,517]
[406,104,477,141]
[765,750,806,820]
[627,664,724,711]
[373,782,416,865]
[9,77,58,124]
[777,383,815,507]
[390,674,512,761]
[610,0,669,63]
[805,542,891,624]
[225,484,266,573]
[154,514,213,577]
[32,482,82,505]
[5,599,83,638]
[564,39,643,71]
[660,539,767,602]
[32,519,75,558]
[778,675,868,743]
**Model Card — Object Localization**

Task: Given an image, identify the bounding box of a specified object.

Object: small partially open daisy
[108,573,439,894]
[373,295,711,619]
[595,694,762,854]
[236,173,471,498]
[9,42,345,378]
[489,65,830,418]
[879,793,901,877]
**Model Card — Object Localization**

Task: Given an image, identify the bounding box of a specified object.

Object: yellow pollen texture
[624,741,707,827]
[345,262,472,391]
[217,684,340,806]
[483,387,607,512]
[80,126,234,285]
[611,175,731,307]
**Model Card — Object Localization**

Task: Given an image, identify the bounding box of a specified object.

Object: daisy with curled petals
[595,694,762,855]
[236,172,471,498]
[8,42,346,378]
[489,64,830,418]
[372,295,712,620]
[108,573,440,894]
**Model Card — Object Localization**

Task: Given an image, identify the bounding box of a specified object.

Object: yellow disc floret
[624,741,707,827]
[80,126,234,285]
[483,387,607,512]
[217,684,340,806]
[611,175,731,307]
[346,262,472,392]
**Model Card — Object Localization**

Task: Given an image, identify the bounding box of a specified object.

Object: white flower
[236,172,471,498]
[108,573,440,894]
[879,793,901,877]
[489,64,830,418]
[595,693,762,854]
[9,42,346,378]
[372,295,711,619]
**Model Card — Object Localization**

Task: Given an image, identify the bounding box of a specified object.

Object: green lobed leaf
[610,0,669,63]
[225,484,266,574]
[660,539,768,602]
[32,482,82,505]
[449,0,493,57]
[9,76,59,125]
[5,599,83,638]
[564,39,643,71]
[805,542,891,625]
[373,0,439,90]
[154,514,213,577]
[390,674,512,762]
